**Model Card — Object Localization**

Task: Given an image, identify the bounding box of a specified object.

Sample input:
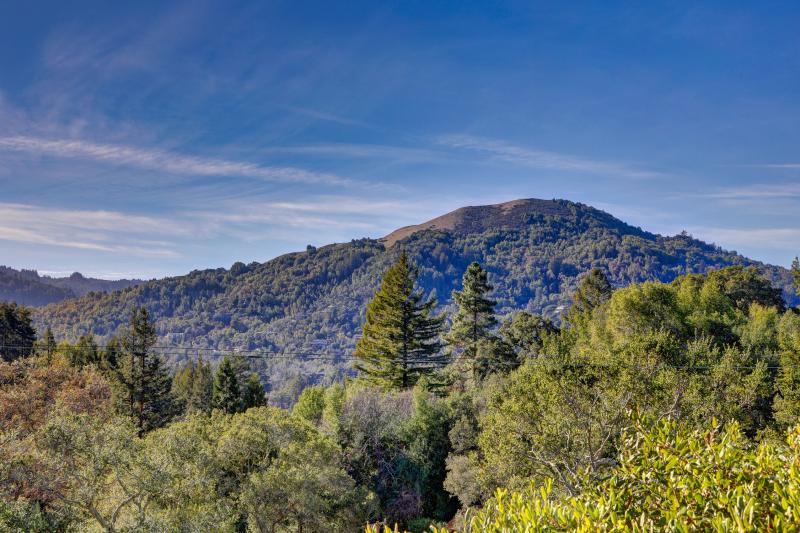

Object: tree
[793,257,800,297]
[40,327,57,364]
[445,262,506,377]
[293,385,326,424]
[500,312,558,358]
[566,268,612,324]
[242,372,266,410]
[0,302,36,362]
[354,251,444,389]
[172,357,213,414]
[2,411,152,532]
[66,334,99,368]
[212,356,242,414]
[114,307,176,435]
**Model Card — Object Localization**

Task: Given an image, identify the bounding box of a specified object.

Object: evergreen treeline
[32,200,798,398]
[1,251,800,531]
[0,266,141,307]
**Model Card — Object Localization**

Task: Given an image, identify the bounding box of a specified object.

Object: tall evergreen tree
[446,262,513,377]
[793,257,800,298]
[41,327,56,364]
[114,307,176,435]
[354,251,445,389]
[0,302,36,362]
[173,356,213,414]
[212,356,242,414]
[242,372,266,410]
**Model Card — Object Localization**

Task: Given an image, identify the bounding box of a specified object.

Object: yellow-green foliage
[461,418,800,532]
[371,417,800,532]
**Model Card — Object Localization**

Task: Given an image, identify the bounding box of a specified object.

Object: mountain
[32,199,798,389]
[0,266,142,307]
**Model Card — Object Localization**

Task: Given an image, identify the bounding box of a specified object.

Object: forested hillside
[0,266,142,306]
[4,254,800,531]
[32,199,797,388]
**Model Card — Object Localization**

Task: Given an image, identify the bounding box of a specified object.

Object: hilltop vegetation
[31,200,797,393]
[2,250,800,531]
[0,266,141,307]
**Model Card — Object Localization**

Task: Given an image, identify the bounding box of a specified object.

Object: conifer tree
[354,251,444,389]
[212,356,242,414]
[447,263,497,350]
[0,302,36,362]
[41,327,56,364]
[114,307,176,435]
[793,257,800,297]
[242,372,266,410]
[173,357,213,413]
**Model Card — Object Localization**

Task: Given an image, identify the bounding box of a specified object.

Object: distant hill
[33,198,798,389]
[0,266,142,307]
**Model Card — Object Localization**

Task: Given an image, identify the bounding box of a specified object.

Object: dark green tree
[446,262,520,378]
[0,302,36,362]
[212,356,242,414]
[500,311,558,358]
[566,268,613,324]
[445,262,497,357]
[792,257,800,298]
[354,251,444,389]
[242,372,266,410]
[41,327,57,364]
[173,357,213,414]
[67,334,100,368]
[114,307,176,435]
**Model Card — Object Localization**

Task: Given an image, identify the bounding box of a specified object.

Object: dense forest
[0,267,141,307]
[31,200,798,400]
[2,247,800,531]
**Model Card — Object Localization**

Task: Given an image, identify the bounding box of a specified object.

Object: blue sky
[1,1,799,279]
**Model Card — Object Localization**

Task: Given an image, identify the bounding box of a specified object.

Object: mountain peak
[381,198,619,247]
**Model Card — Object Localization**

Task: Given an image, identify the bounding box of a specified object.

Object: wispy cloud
[0,203,186,257]
[264,142,441,162]
[686,226,800,252]
[287,106,373,128]
[750,164,800,169]
[437,134,667,179]
[0,136,354,187]
[701,183,800,200]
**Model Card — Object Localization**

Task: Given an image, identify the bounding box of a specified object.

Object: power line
[0,341,788,370]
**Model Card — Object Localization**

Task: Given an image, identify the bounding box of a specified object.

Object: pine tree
[114,307,177,435]
[173,356,213,413]
[242,372,266,410]
[0,302,36,362]
[446,262,509,377]
[212,356,242,414]
[792,257,800,298]
[41,327,56,364]
[354,251,444,389]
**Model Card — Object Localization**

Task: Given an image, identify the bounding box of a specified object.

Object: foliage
[212,356,243,414]
[172,356,213,413]
[0,302,36,362]
[445,262,503,378]
[355,251,445,389]
[448,417,800,532]
[33,200,799,391]
[242,372,267,410]
[0,266,141,307]
[113,307,177,434]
